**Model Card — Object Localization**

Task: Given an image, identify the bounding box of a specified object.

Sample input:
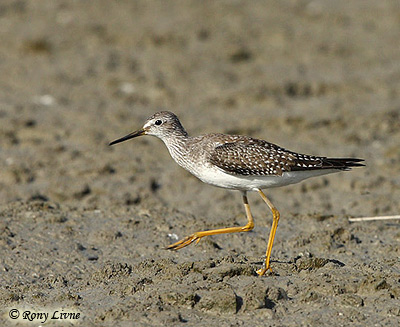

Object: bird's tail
[319,158,365,170]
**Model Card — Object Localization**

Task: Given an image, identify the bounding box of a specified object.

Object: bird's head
[109,111,187,146]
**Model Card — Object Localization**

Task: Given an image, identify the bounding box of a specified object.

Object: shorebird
[109,111,364,276]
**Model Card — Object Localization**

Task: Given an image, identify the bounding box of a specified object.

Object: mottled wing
[210,138,364,176]
[209,139,295,176]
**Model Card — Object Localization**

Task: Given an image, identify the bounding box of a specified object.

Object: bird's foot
[256,262,272,276]
[166,233,202,250]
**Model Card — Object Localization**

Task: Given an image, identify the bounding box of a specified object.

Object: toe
[166,235,197,250]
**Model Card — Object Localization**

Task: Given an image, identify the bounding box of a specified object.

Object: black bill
[109,129,145,146]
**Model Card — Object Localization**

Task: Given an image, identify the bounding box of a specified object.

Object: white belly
[192,165,338,191]
[165,141,338,191]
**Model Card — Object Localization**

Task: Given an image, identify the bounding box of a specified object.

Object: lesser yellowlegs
[109,111,364,276]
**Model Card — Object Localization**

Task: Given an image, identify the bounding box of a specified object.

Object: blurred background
[1,0,399,219]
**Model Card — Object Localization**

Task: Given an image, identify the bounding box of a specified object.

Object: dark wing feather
[290,156,365,171]
[210,138,364,176]
[209,139,295,176]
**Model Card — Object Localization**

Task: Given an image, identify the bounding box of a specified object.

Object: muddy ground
[1,1,399,326]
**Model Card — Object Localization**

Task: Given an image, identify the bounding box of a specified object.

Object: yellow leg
[166,191,254,250]
[256,189,280,276]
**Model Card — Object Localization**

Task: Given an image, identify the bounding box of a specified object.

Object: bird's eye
[155,120,162,126]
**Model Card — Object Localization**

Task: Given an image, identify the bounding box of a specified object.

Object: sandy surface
[1,0,400,326]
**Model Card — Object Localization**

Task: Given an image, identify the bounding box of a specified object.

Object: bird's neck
[161,133,193,169]
[162,133,189,152]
